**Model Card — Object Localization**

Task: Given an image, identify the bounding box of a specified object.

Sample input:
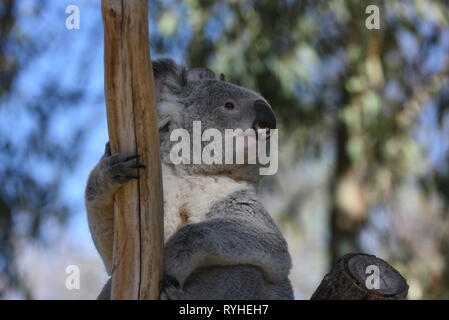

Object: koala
[86,58,293,300]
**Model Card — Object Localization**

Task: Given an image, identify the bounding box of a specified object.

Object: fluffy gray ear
[152,58,186,99]
[152,58,186,132]
[186,68,216,81]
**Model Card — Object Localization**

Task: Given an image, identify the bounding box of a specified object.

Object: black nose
[253,100,276,131]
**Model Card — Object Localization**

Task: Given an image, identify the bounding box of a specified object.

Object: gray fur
[164,190,291,287]
[85,58,293,300]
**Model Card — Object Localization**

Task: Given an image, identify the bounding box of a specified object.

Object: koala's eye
[224,102,235,110]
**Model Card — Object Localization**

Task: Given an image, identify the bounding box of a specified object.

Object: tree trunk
[311,253,409,300]
[102,0,164,300]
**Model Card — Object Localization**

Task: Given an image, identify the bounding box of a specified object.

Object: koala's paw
[98,142,146,186]
[86,143,146,204]
[104,153,145,185]
[160,274,185,300]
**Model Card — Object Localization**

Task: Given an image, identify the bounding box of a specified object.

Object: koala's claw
[104,142,112,157]
[102,152,146,185]
[102,144,145,169]
[124,154,139,161]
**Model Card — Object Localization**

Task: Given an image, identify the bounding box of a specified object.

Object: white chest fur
[162,164,253,241]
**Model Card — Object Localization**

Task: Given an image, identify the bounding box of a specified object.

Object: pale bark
[102,0,164,300]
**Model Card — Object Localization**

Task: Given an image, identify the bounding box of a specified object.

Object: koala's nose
[253,100,276,131]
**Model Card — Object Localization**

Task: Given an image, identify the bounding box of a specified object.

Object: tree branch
[311,253,409,300]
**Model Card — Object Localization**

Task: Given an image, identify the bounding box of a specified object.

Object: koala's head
[153,58,277,182]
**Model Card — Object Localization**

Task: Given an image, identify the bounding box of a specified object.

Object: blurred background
[0,0,449,299]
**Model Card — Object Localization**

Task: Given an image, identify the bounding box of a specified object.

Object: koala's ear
[186,68,216,81]
[152,58,186,99]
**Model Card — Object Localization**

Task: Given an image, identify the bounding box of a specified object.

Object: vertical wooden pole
[101,0,164,300]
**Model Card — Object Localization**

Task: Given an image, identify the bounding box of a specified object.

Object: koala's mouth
[259,130,271,141]
[238,128,271,141]
[252,126,271,141]
[235,129,271,155]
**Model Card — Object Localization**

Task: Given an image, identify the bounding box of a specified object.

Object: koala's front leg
[85,143,145,274]
[162,217,291,290]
